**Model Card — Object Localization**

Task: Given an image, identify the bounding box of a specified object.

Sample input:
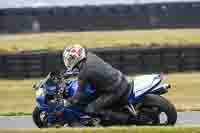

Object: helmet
[63,44,86,70]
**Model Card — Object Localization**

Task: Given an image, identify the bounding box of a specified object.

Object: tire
[32,106,48,128]
[137,94,177,126]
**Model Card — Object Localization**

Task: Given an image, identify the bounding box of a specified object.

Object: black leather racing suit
[71,52,131,123]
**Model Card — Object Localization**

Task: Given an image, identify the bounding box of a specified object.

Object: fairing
[133,74,161,97]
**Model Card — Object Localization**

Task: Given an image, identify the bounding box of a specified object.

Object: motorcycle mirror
[33,83,39,90]
[49,72,56,77]
[33,84,36,89]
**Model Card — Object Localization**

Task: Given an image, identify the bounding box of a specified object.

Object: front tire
[32,106,48,128]
[136,94,177,125]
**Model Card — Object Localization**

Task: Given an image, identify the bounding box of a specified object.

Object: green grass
[0,72,200,115]
[0,29,200,53]
[163,72,200,112]
[0,79,38,114]
[1,127,200,133]
[0,112,31,116]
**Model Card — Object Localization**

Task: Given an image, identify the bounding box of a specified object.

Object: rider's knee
[85,104,96,113]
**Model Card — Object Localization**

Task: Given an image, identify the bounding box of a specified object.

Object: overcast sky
[0,0,199,9]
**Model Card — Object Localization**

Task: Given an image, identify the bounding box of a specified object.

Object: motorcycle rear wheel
[135,94,177,126]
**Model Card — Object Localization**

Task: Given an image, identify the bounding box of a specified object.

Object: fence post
[159,50,165,73]
[198,50,200,70]
[139,53,145,72]
[1,56,8,78]
[41,53,47,77]
[22,55,29,78]
[178,50,185,72]
[119,48,124,72]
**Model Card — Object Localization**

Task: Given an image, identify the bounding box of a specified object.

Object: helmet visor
[64,55,76,69]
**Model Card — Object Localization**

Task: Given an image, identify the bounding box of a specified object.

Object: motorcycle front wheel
[32,106,48,128]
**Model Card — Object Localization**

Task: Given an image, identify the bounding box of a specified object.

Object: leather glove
[63,99,72,107]
[57,88,65,98]
[67,97,79,105]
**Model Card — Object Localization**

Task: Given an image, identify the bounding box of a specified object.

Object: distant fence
[0,46,200,78]
[0,2,200,33]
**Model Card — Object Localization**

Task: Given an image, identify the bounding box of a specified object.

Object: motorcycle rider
[62,44,134,125]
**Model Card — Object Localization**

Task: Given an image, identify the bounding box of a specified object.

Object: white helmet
[63,44,87,70]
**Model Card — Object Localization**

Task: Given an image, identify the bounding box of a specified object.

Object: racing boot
[79,115,101,127]
[99,110,130,125]
[128,114,151,125]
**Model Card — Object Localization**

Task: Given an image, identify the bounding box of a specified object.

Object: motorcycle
[32,71,177,128]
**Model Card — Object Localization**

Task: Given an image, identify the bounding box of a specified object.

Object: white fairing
[133,74,161,97]
[36,87,45,97]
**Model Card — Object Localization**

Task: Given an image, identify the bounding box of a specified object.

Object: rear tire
[137,94,177,125]
[32,106,48,128]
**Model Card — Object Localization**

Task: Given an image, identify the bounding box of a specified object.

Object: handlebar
[62,70,79,78]
[33,70,79,90]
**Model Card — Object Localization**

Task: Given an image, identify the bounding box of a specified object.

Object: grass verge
[0,29,200,53]
[1,127,200,133]
[0,112,31,116]
[0,72,200,115]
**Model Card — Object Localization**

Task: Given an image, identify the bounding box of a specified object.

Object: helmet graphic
[63,44,86,70]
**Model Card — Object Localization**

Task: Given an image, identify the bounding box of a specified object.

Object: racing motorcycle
[32,71,177,128]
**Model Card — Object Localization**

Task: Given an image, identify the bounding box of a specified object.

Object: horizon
[0,0,200,9]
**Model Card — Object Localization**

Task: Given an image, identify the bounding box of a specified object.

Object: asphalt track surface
[0,112,200,128]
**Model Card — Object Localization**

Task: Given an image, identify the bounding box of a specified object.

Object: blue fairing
[46,85,57,96]
[36,96,48,111]
[68,80,96,97]
[37,80,95,109]
[67,80,78,97]
[36,80,96,125]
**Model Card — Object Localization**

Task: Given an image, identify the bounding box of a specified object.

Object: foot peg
[125,104,137,116]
